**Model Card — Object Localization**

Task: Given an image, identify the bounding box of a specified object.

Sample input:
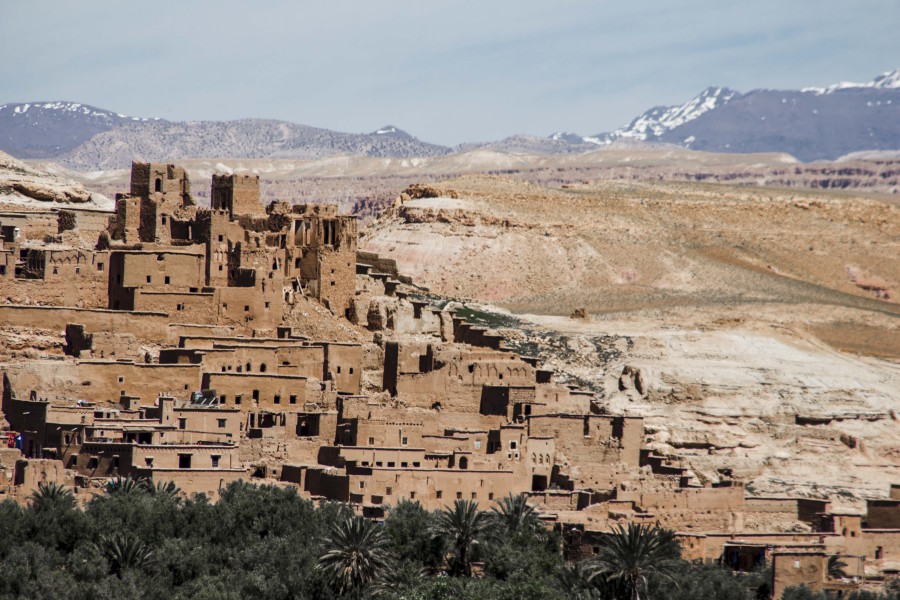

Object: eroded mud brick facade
[1,161,899,598]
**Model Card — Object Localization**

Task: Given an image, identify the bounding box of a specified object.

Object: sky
[2,0,898,146]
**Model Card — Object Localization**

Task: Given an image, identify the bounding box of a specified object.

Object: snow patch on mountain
[801,68,900,95]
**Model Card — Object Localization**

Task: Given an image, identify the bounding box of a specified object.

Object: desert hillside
[362,176,899,314]
[362,176,900,498]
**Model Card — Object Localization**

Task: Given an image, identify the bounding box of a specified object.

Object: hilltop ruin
[0,163,898,598]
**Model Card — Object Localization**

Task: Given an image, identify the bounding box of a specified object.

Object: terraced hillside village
[0,147,898,598]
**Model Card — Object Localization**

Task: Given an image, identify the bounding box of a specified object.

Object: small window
[155,178,162,192]
[456,491,463,500]
[409,491,416,500]
[178,454,191,469]
[349,368,354,375]
[219,265,223,271]
[75,266,80,274]
[274,395,281,404]
[164,276,170,285]
[375,461,383,467]
[235,395,242,405]
[220,395,226,403]
[97,263,104,271]
[161,215,167,225]
[53,266,59,275]
[510,441,518,450]
[368,437,375,445]
[145,457,154,467]
[244,305,250,312]
[218,235,224,242]
[488,492,494,501]
[146,275,152,283]
[387,462,395,468]
[471,492,477,499]
[217,419,226,428]
[222,303,227,310]
[359,481,366,489]
[289,395,297,405]
[401,462,408,468]
[436,490,442,499]
[264,302,270,309]
[88,457,99,469]
[178,418,186,430]
[252,390,259,401]
[412,462,420,468]
[117,376,124,383]
[386,487,392,496]
[401,436,408,446]
[211,455,220,468]
[337,366,341,374]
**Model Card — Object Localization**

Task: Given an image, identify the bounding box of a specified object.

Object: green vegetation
[781,584,900,600]
[0,483,775,599]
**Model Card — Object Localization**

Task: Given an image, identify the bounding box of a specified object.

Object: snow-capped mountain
[565,69,900,161]
[802,69,900,95]
[0,101,158,159]
[587,87,738,144]
[370,125,415,141]
[0,103,449,169]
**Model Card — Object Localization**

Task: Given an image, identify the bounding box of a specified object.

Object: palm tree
[432,499,492,577]
[141,478,181,499]
[105,475,144,497]
[827,554,849,580]
[589,522,681,600]
[29,481,76,512]
[558,561,603,600]
[491,493,544,536]
[95,532,154,576]
[317,515,393,599]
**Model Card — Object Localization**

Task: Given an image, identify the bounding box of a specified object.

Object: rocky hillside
[0,102,150,159]
[0,150,112,209]
[0,103,450,170]
[362,176,900,497]
[576,69,900,161]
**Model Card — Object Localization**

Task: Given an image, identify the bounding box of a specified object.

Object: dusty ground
[363,176,900,500]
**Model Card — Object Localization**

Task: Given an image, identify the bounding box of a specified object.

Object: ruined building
[1,162,898,599]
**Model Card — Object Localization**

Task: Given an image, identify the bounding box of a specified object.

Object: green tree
[104,476,145,498]
[432,500,492,577]
[29,482,76,513]
[589,523,681,600]
[317,515,392,599]
[383,499,443,570]
[558,561,603,600]
[94,532,155,577]
[141,479,181,500]
[828,554,850,579]
[491,493,543,537]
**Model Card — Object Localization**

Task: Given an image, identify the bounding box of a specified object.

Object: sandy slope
[362,176,900,499]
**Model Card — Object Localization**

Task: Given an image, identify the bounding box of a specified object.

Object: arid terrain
[361,174,900,501]
[31,145,900,222]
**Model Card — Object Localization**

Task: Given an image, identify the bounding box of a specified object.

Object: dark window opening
[178,454,192,469]
[155,178,162,192]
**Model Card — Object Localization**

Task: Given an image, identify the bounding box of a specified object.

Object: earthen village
[0,163,898,598]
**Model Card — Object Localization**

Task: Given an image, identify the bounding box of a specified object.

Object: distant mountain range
[1,69,898,168]
[0,103,449,170]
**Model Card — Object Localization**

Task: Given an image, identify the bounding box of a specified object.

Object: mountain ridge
[2,69,899,167]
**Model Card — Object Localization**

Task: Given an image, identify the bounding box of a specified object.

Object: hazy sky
[2,0,898,145]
